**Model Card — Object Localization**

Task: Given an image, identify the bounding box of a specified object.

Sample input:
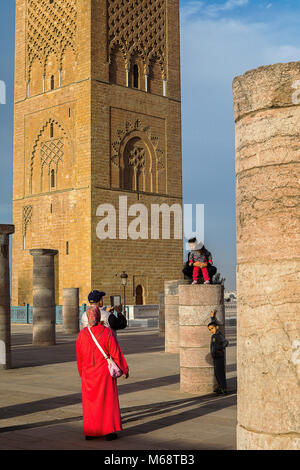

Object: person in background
[76,305,129,441]
[188,238,214,285]
[81,290,127,333]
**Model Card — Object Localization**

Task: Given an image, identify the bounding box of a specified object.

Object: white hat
[188,238,204,251]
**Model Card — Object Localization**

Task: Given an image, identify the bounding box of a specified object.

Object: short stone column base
[179,284,225,395]
[30,249,58,346]
[63,288,79,334]
[0,225,15,369]
[164,280,188,353]
[158,292,165,337]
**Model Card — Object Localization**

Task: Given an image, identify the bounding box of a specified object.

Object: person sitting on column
[81,290,127,334]
[188,237,215,285]
[208,312,229,395]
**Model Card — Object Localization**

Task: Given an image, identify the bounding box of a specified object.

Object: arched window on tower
[136,285,144,305]
[51,169,55,189]
[50,122,54,138]
[50,75,55,90]
[133,64,139,89]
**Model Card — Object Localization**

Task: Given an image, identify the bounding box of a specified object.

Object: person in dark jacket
[208,317,229,395]
[81,290,127,332]
[185,237,216,284]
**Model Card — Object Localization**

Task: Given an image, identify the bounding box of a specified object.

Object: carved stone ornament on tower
[26,0,78,79]
[111,118,166,193]
[108,0,167,78]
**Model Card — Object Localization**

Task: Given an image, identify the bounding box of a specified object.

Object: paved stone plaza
[0,324,236,450]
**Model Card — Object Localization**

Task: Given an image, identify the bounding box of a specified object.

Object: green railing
[11,304,87,325]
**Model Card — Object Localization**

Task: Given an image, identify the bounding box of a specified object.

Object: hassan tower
[12,0,183,306]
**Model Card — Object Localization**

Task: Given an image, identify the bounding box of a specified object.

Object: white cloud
[206,0,248,17]
[181,0,249,21]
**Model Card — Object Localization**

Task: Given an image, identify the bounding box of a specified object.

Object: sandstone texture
[62,288,79,335]
[164,280,188,353]
[233,61,300,450]
[178,284,225,395]
[158,292,165,337]
[30,249,58,346]
[0,225,15,369]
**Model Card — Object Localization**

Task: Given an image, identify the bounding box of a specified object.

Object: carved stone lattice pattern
[128,147,146,168]
[26,0,77,76]
[108,0,166,76]
[40,138,64,172]
[23,205,33,235]
[111,119,165,170]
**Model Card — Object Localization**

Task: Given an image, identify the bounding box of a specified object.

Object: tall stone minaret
[12,0,183,307]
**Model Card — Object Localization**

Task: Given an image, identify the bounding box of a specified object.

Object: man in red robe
[76,306,129,440]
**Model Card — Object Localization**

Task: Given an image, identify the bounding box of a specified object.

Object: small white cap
[189,239,204,251]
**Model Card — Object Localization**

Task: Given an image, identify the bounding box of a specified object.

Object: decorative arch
[135,285,144,305]
[111,119,165,194]
[109,44,127,87]
[29,116,74,195]
[60,44,77,86]
[28,56,43,95]
[120,136,151,192]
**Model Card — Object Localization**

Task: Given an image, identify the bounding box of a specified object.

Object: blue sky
[1,0,300,290]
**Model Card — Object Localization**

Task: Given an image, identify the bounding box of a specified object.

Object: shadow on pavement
[0,374,179,421]
[10,329,165,369]
[121,393,237,437]
[0,392,236,440]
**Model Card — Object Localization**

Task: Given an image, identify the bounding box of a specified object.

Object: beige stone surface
[179,326,211,348]
[179,305,225,326]
[233,61,300,121]
[180,368,217,395]
[158,292,165,337]
[234,61,300,450]
[180,347,214,368]
[164,280,188,353]
[237,425,300,451]
[178,284,224,306]
[179,285,225,395]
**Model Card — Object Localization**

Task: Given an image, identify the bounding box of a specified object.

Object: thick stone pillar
[164,280,188,353]
[0,225,15,369]
[63,288,79,334]
[158,292,165,337]
[30,249,58,346]
[233,62,300,450]
[179,284,225,395]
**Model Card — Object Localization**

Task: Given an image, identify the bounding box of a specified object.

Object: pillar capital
[30,249,58,257]
[0,225,15,236]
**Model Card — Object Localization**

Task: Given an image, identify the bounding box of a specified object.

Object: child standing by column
[208,317,229,395]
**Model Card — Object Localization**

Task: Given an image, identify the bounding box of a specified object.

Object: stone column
[179,284,225,394]
[63,288,79,334]
[164,280,188,353]
[158,292,165,337]
[233,62,300,450]
[30,249,58,346]
[0,225,15,369]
